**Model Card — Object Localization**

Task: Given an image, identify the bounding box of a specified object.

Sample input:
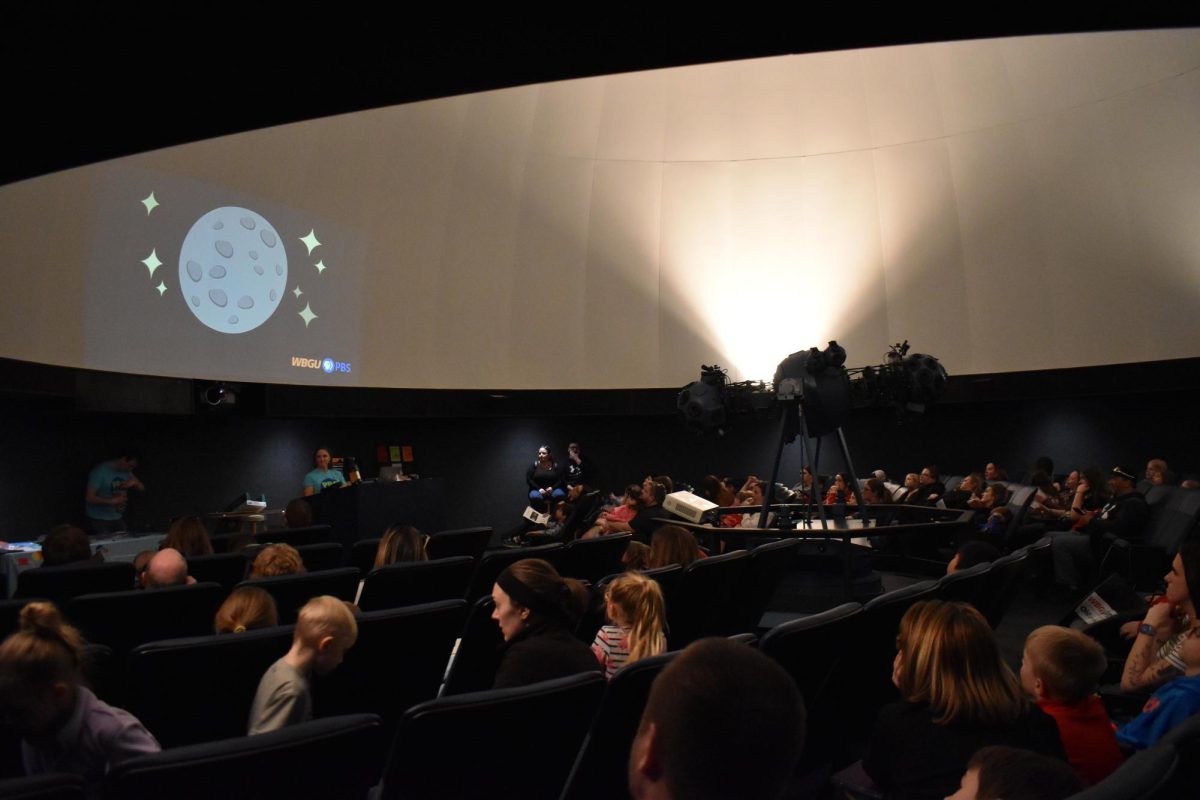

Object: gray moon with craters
[178,207,287,333]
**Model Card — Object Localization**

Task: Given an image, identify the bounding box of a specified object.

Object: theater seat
[378,673,605,800]
[665,550,749,648]
[237,568,360,624]
[102,713,384,800]
[257,524,334,548]
[15,562,135,604]
[66,582,225,662]
[426,527,493,561]
[357,557,474,612]
[186,552,248,592]
[0,773,84,800]
[559,534,632,584]
[293,542,345,572]
[463,543,565,604]
[440,596,503,696]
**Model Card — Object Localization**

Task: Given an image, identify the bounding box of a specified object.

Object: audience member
[40,525,94,567]
[1116,665,1200,749]
[862,600,1065,800]
[984,462,1007,482]
[790,465,815,503]
[1051,467,1148,591]
[565,442,591,488]
[1144,458,1170,487]
[215,586,279,634]
[247,595,357,734]
[283,497,313,528]
[823,473,858,506]
[372,524,428,569]
[895,472,920,503]
[1032,456,1056,483]
[132,550,154,588]
[250,543,306,579]
[141,548,195,589]
[526,445,567,509]
[1021,626,1122,784]
[623,541,651,571]
[628,638,805,800]
[490,559,601,689]
[602,478,670,542]
[946,745,1081,800]
[647,526,702,570]
[1028,471,1068,521]
[860,478,888,505]
[591,572,667,678]
[1119,540,1200,694]
[946,540,1002,574]
[942,474,984,510]
[161,516,213,558]
[0,602,160,791]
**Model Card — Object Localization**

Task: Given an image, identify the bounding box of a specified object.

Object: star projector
[178,207,287,333]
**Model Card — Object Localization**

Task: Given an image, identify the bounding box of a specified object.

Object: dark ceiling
[5,9,1197,187]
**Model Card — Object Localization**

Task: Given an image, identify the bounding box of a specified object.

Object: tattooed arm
[1121,603,1183,693]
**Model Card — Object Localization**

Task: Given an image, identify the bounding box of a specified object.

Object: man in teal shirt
[84,453,144,535]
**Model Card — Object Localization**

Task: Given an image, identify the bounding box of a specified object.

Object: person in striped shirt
[592,573,667,678]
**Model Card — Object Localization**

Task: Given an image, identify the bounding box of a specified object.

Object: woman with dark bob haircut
[863,600,1065,800]
[490,558,601,689]
[161,516,214,558]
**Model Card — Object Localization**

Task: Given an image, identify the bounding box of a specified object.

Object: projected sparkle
[315,260,327,275]
[141,192,159,215]
[178,207,287,334]
[299,303,318,327]
[293,286,303,298]
[156,282,167,296]
[142,249,162,277]
[299,230,322,256]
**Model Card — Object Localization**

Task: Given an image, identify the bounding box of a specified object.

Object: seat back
[256,524,334,547]
[464,543,565,604]
[186,553,248,592]
[348,538,381,574]
[1144,488,1200,551]
[761,602,864,771]
[1065,733,1179,799]
[313,601,466,724]
[66,583,225,662]
[0,773,85,800]
[126,626,294,747]
[560,534,632,583]
[102,713,384,800]
[292,542,345,572]
[977,549,1029,628]
[357,557,475,612]
[1003,484,1038,536]
[379,673,605,800]
[440,596,504,696]
[15,562,135,603]
[740,537,800,630]
[0,597,35,641]
[666,550,749,648]
[426,527,493,561]
[560,652,677,800]
[933,561,993,609]
[237,568,360,624]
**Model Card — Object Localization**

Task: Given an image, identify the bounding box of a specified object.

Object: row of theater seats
[4,535,1185,800]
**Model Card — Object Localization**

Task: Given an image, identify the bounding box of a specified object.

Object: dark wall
[2,382,1196,540]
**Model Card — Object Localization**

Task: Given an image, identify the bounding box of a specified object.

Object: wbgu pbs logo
[291,356,352,374]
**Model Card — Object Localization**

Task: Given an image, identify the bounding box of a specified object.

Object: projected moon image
[178,207,287,333]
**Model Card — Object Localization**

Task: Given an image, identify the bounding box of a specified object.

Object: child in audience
[582,485,641,539]
[372,523,428,569]
[1020,626,1123,784]
[215,586,279,634]
[0,602,160,791]
[946,540,1002,574]
[1116,668,1200,749]
[247,595,357,735]
[249,543,306,578]
[591,573,667,678]
[947,745,1082,800]
[622,541,650,571]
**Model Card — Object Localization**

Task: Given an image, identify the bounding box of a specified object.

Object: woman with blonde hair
[863,600,1065,800]
[647,525,702,570]
[372,523,428,569]
[214,586,279,634]
[0,602,159,790]
[162,516,214,558]
[591,572,668,678]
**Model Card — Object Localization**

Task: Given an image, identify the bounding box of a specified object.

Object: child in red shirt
[1020,625,1123,786]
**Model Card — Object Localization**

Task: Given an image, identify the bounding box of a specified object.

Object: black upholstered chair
[357,557,474,612]
[740,537,800,631]
[977,548,1028,628]
[0,597,36,641]
[561,651,677,800]
[125,625,293,747]
[237,567,360,624]
[426,527,493,561]
[0,774,84,800]
[378,673,606,800]
[293,542,345,572]
[1065,732,1179,799]
[440,596,503,697]
[186,552,248,592]
[101,713,384,800]
[15,562,135,604]
[559,534,632,584]
[933,560,992,609]
[348,538,381,574]
[665,550,749,648]
[464,543,565,604]
[256,524,334,547]
[66,582,225,661]
[761,601,864,772]
[312,600,466,725]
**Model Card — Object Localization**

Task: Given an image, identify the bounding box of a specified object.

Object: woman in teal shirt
[302,448,346,496]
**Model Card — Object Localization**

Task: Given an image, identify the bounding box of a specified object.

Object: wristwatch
[1139,624,1157,636]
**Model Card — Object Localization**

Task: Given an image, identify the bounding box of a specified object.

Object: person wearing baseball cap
[1051,466,1149,591]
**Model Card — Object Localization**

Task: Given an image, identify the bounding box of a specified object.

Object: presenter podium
[305,479,447,547]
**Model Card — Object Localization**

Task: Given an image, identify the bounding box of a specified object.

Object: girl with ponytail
[592,573,668,678]
[0,602,159,790]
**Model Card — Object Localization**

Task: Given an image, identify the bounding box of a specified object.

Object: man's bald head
[143,547,193,589]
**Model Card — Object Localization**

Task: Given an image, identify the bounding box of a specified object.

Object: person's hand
[1144,602,1175,633]
[1119,620,1141,640]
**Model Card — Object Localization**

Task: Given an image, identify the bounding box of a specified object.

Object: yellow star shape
[299,230,322,255]
[142,249,162,277]
[156,282,167,296]
[315,260,327,274]
[141,192,159,215]
[299,303,318,327]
